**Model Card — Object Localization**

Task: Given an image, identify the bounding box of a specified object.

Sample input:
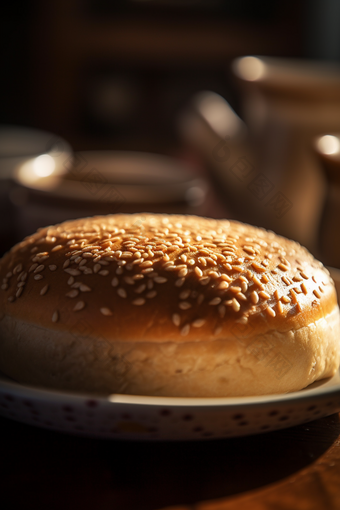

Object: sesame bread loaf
[0,213,339,396]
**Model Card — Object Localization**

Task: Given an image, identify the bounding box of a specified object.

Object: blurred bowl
[10,150,207,239]
[0,126,72,255]
[0,125,72,180]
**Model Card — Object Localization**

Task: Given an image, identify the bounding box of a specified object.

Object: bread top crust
[0,213,337,343]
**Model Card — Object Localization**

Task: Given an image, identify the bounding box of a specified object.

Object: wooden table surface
[1,411,340,510]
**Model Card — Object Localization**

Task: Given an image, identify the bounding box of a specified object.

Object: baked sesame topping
[40,284,49,296]
[66,289,79,298]
[117,288,127,298]
[1,213,333,336]
[73,301,85,311]
[192,318,206,328]
[52,311,59,323]
[132,298,145,306]
[209,297,221,305]
[180,324,190,336]
[154,276,167,284]
[250,291,259,304]
[100,307,112,316]
[179,301,192,310]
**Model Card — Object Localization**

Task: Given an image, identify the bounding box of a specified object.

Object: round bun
[0,214,339,397]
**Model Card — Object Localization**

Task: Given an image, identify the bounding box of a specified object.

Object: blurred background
[1,0,340,268]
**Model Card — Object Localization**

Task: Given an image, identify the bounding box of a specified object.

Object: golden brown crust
[0,213,337,344]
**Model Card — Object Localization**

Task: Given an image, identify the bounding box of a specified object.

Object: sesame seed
[64,268,81,276]
[13,263,23,274]
[140,260,153,268]
[111,277,119,287]
[277,301,283,314]
[221,274,232,282]
[51,245,63,252]
[192,318,206,328]
[266,306,276,317]
[199,276,210,286]
[179,289,191,300]
[63,260,70,269]
[79,284,91,292]
[132,298,145,306]
[73,301,85,311]
[290,289,298,304]
[117,288,127,298]
[98,270,109,276]
[1,284,8,290]
[16,287,23,298]
[218,304,226,317]
[232,265,243,272]
[49,265,57,271]
[93,264,101,273]
[154,276,167,284]
[251,262,266,273]
[178,268,187,277]
[231,298,240,312]
[236,292,247,301]
[313,289,321,299]
[259,291,270,300]
[175,278,185,287]
[195,267,203,277]
[230,286,242,294]
[188,258,195,265]
[181,324,190,336]
[301,282,308,295]
[300,271,309,280]
[34,264,45,273]
[40,284,49,296]
[278,263,289,271]
[179,301,191,310]
[281,296,290,303]
[197,293,204,305]
[252,275,264,289]
[216,281,229,290]
[66,290,79,298]
[116,266,124,275]
[29,263,38,272]
[146,291,157,298]
[209,297,221,305]
[250,291,259,304]
[100,307,112,316]
[34,274,43,280]
[172,313,181,326]
[67,276,74,285]
[52,311,59,323]
[135,284,146,294]
[243,246,255,255]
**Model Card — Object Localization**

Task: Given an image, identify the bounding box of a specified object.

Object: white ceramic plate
[1,268,340,441]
